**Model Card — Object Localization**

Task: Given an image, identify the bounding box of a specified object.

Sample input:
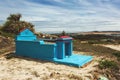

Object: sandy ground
[1,44,119,80]
[0,52,99,80]
[101,45,120,51]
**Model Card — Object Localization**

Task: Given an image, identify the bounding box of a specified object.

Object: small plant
[68,74,82,80]
[26,78,32,80]
[98,59,118,69]
[113,52,120,61]
[113,52,120,57]
[31,71,40,77]
[5,53,15,59]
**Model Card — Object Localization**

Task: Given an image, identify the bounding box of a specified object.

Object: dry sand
[0,53,99,80]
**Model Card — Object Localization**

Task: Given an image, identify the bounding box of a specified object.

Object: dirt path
[101,45,120,51]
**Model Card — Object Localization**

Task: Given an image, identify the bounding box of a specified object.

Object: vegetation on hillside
[72,35,120,79]
[73,40,120,55]
[0,13,35,54]
[113,52,120,61]
[0,13,35,36]
[0,36,14,54]
[71,34,120,44]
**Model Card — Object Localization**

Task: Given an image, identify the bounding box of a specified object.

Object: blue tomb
[15,29,93,67]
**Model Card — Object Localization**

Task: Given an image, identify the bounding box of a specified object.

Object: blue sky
[0,0,120,33]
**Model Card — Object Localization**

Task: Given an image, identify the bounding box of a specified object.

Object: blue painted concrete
[54,54,93,67]
[16,41,57,60]
[15,29,93,67]
[56,39,72,59]
[16,29,37,41]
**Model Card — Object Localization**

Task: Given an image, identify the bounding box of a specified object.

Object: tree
[2,13,35,34]
[61,30,66,36]
[7,14,21,21]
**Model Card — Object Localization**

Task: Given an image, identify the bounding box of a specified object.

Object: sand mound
[0,55,99,80]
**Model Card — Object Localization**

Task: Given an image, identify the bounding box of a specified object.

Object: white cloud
[52,0,65,3]
[0,0,120,32]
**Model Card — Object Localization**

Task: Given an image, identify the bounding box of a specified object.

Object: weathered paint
[15,28,93,67]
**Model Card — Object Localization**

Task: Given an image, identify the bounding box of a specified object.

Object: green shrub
[0,31,15,38]
[1,13,35,34]
[98,59,118,69]
[5,53,15,59]
[113,52,120,61]
[113,52,120,57]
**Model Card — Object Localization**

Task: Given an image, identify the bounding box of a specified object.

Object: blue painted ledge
[53,54,93,67]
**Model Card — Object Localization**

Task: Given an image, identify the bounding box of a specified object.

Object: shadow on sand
[4,52,51,64]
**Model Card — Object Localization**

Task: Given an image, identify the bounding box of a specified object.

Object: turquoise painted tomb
[15,29,93,67]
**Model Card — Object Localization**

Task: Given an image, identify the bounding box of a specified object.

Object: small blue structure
[15,29,93,67]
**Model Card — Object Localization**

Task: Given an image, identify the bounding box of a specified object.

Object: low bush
[113,52,120,57]
[98,59,118,69]
[113,52,120,61]
[0,31,15,38]
[5,53,15,59]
